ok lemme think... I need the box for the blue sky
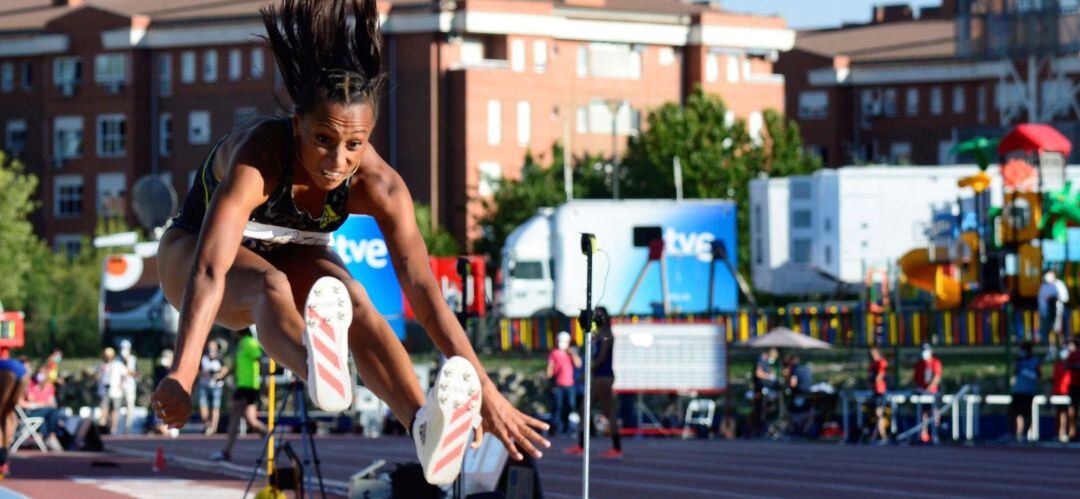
[719,0,944,29]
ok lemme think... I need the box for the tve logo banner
[332,215,405,339]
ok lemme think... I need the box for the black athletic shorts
[233,387,259,406]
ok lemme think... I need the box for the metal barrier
[842,389,1074,442]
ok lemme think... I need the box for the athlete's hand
[151,375,194,428]
[473,382,550,461]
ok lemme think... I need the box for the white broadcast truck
[499,199,739,318]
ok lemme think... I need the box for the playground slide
[899,248,962,309]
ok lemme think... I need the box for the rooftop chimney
[873,4,914,24]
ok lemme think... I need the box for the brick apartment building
[777,0,1080,168]
[0,0,793,250]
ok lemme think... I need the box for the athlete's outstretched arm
[367,158,551,460]
[152,152,268,428]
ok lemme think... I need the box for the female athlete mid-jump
[150,0,549,484]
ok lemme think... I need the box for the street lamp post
[605,99,623,199]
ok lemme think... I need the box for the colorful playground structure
[899,124,1074,311]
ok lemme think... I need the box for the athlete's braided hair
[260,0,386,119]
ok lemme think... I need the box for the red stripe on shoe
[439,417,475,450]
[431,441,466,475]
[310,332,341,369]
[449,393,480,424]
[315,362,347,398]
[307,306,337,342]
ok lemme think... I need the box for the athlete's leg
[158,229,308,375]
[266,245,425,426]
[0,372,16,447]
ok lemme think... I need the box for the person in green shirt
[212,328,268,461]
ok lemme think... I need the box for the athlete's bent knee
[344,279,373,317]
[257,269,293,302]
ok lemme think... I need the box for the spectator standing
[546,331,580,436]
[913,344,943,443]
[1010,342,1041,442]
[751,348,778,437]
[211,328,268,462]
[199,340,229,435]
[785,354,814,437]
[18,365,64,451]
[1038,271,1060,344]
[1053,274,1070,346]
[1052,345,1073,442]
[95,347,129,434]
[868,346,889,442]
[1066,338,1080,442]
[117,340,139,434]
[566,307,622,458]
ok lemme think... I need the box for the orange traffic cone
[152,446,166,473]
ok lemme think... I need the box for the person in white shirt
[198,339,229,435]
[95,347,129,433]
[118,340,139,434]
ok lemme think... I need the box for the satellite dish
[131,175,177,232]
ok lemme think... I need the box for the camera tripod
[243,376,328,499]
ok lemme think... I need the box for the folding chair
[682,398,716,438]
[12,406,48,453]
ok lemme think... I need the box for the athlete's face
[293,100,375,191]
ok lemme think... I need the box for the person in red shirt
[546,331,580,436]
[1066,338,1080,441]
[867,346,889,442]
[1052,344,1074,442]
[18,365,64,451]
[913,344,942,443]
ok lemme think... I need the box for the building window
[5,120,27,159]
[883,88,898,117]
[791,238,812,264]
[181,51,196,83]
[96,172,126,217]
[54,234,82,257]
[19,61,32,91]
[587,43,640,80]
[952,86,966,114]
[576,45,587,78]
[930,86,943,115]
[478,161,501,196]
[158,53,172,96]
[159,113,172,157]
[511,39,525,73]
[203,50,218,82]
[939,140,954,163]
[487,100,501,146]
[53,57,81,93]
[53,116,83,160]
[791,209,812,228]
[228,48,242,81]
[0,63,12,93]
[906,87,919,116]
[798,91,828,119]
[576,106,587,134]
[189,110,211,144]
[748,111,763,144]
[890,141,912,164]
[587,99,636,135]
[726,53,740,83]
[250,48,265,79]
[234,106,257,125]
[704,54,719,82]
[516,101,531,147]
[823,217,832,232]
[791,180,811,199]
[755,238,764,265]
[94,53,126,89]
[659,47,675,66]
[824,245,832,265]
[533,40,547,73]
[54,175,83,218]
[977,85,987,123]
[96,114,126,158]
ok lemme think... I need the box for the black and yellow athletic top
[169,118,351,249]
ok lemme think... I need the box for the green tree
[415,202,459,256]
[0,153,42,313]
